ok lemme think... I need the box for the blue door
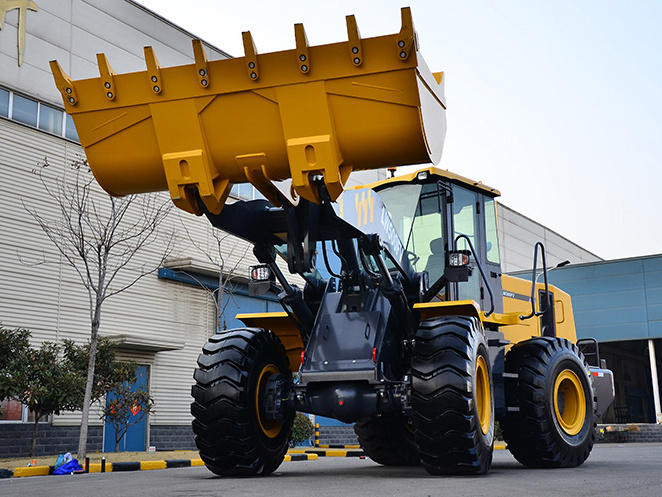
[104,365,149,452]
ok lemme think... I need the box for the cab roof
[360,167,501,197]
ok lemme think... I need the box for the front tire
[411,316,494,475]
[191,328,294,476]
[502,337,596,468]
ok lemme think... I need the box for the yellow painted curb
[140,460,167,471]
[87,462,113,473]
[316,445,361,449]
[191,459,205,466]
[13,465,50,478]
[495,443,507,450]
[284,453,318,461]
[325,450,347,457]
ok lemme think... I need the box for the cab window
[484,198,501,264]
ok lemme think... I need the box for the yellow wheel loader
[51,8,614,476]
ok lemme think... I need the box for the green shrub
[290,412,314,446]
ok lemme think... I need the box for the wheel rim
[553,369,586,436]
[475,355,491,435]
[255,364,283,439]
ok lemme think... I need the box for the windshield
[377,183,445,282]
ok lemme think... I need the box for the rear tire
[354,412,420,466]
[411,316,494,475]
[191,328,294,476]
[502,337,596,468]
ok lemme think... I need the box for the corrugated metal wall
[535,255,662,342]
[0,118,260,427]
[497,203,602,272]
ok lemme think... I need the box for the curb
[291,444,506,457]
[315,444,361,449]
[10,445,506,477]
[284,453,318,462]
[288,448,365,457]
[10,452,316,478]
[11,458,206,478]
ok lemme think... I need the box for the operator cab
[372,168,503,313]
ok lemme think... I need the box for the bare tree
[22,158,172,461]
[175,216,251,332]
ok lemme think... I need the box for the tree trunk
[30,414,42,458]
[77,306,101,461]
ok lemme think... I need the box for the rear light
[301,350,306,366]
[372,347,377,363]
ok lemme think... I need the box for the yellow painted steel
[414,278,578,350]
[501,274,578,348]
[413,300,519,328]
[49,7,446,215]
[237,311,304,369]
[475,355,491,435]
[553,369,586,436]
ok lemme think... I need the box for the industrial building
[1,0,659,457]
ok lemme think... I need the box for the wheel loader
[50,7,614,476]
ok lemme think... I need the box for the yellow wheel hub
[553,369,586,436]
[255,364,283,439]
[475,355,491,435]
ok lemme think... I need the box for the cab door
[450,187,503,313]
[480,196,503,314]
[451,187,482,304]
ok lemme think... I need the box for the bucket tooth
[192,39,210,88]
[346,15,362,66]
[96,53,116,100]
[396,7,417,61]
[294,23,310,74]
[144,46,162,94]
[242,31,259,81]
[49,60,77,106]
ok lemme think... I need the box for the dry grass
[0,450,200,471]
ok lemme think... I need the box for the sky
[135,0,662,261]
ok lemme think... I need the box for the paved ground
[1,443,660,497]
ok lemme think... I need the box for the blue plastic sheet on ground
[53,459,82,475]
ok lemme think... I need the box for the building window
[38,103,63,135]
[0,88,9,117]
[12,93,38,127]
[0,85,79,143]
[65,113,79,142]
